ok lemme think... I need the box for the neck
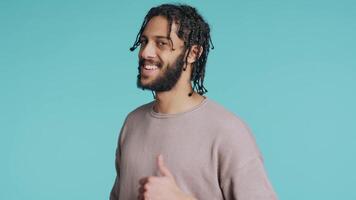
[153,83,205,114]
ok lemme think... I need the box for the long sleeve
[110,136,122,200]
[110,118,128,200]
[233,157,277,200]
[110,146,121,200]
[217,119,278,200]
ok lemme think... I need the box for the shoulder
[204,98,261,157]
[118,101,154,144]
[124,101,154,123]
[204,98,251,133]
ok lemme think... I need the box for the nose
[139,42,157,59]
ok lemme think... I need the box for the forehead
[142,16,182,43]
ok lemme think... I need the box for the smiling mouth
[143,64,159,70]
[141,64,160,77]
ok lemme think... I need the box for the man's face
[137,16,186,92]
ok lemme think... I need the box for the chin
[137,77,152,90]
[140,77,153,86]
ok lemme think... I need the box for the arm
[217,120,278,200]
[109,138,122,200]
[110,118,128,200]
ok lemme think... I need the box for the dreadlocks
[130,3,214,95]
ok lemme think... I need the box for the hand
[137,154,193,200]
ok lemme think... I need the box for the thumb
[157,154,174,179]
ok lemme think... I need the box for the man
[110,3,277,200]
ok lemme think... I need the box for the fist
[137,154,190,200]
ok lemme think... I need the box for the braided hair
[130,3,214,95]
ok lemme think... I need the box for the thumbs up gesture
[137,154,195,200]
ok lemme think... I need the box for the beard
[136,53,185,92]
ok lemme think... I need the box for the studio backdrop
[1,0,355,199]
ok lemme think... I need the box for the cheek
[160,54,176,65]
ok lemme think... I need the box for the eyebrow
[140,35,175,50]
[155,36,170,40]
[140,35,170,40]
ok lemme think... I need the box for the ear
[187,45,203,64]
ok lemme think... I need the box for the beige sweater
[110,98,277,200]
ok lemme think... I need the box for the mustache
[139,59,162,68]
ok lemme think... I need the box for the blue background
[1,0,355,199]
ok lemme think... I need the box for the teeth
[144,65,158,70]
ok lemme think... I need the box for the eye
[157,41,168,47]
[139,38,147,46]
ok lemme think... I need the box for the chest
[120,120,217,180]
